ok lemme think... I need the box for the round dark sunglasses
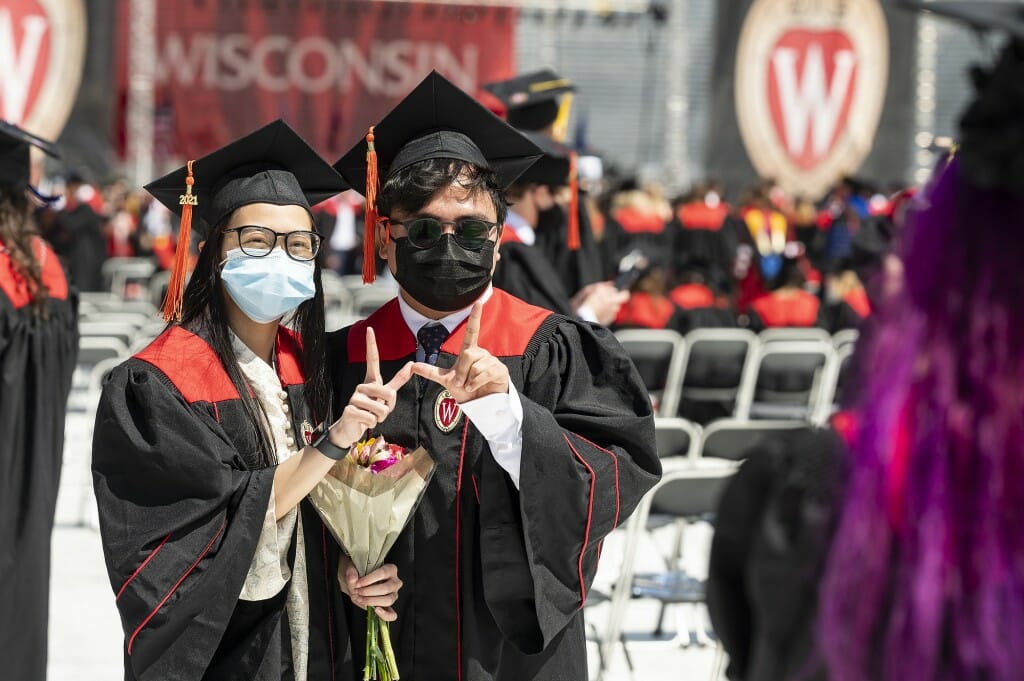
[224,225,322,262]
[388,218,499,250]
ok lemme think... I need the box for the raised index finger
[462,302,483,351]
[365,326,382,384]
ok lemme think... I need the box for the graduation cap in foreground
[482,69,576,137]
[145,119,347,321]
[333,70,543,282]
[900,1,1024,40]
[0,120,60,197]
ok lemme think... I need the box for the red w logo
[435,392,462,432]
[0,3,50,124]
[767,30,858,171]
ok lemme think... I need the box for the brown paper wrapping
[309,446,434,576]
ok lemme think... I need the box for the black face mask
[393,234,495,312]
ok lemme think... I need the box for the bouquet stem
[363,608,400,680]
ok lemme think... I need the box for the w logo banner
[735,0,888,198]
[0,0,85,139]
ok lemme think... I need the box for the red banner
[116,0,518,163]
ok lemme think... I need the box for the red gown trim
[349,289,553,361]
[669,283,715,310]
[0,238,69,308]
[614,293,675,329]
[676,202,729,231]
[116,532,172,600]
[612,206,665,234]
[750,290,820,327]
[562,434,595,609]
[127,520,228,654]
[136,327,240,404]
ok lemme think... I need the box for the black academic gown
[327,288,660,681]
[534,200,606,295]
[0,237,78,681]
[92,326,354,681]
[492,232,574,317]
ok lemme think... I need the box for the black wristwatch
[312,430,350,461]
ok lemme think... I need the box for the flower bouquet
[309,436,435,681]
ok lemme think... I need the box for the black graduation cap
[901,1,1024,40]
[482,69,575,132]
[145,119,347,321]
[0,119,60,191]
[333,70,543,282]
[146,119,346,237]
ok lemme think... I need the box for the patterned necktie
[417,322,450,365]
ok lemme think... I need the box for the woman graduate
[92,121,408,681]
[0,121,78,681]
[330,72,660,681]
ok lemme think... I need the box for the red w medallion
[434,390,462,433]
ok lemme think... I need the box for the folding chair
[819,344,856,418]
[102,257,156,299]
[615,329,687,417]
[79,322,136,349]
[758,327,832,345]
[600,464,738,678]
[735,340,837,422]
[148,270,171,309]
[654,417,701,460]
[700,419,815,461]
[831,328,859,353]
[677,329,759,425]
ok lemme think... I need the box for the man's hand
[328,327,413,448]
[572,281,630,326]
[410,303,509,403]
[340,554,403,622]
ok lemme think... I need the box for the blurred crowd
[40,167,903,337]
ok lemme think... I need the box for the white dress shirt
[396,286,525,488]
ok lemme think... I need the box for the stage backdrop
[114,0,518,165]
[706,0,916,199]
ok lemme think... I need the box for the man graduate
[330,71,661,680]
[495,130,628,325]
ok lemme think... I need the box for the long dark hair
[0,188,49,316]
[178,214,331,469]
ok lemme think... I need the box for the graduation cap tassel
[568,152,581,251]
[161,160,197,322]
[362,127,379,284]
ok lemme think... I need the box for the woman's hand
[328,327,413,448]
[340,554,403,622]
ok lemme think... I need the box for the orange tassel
[362,126,379,284]
[161,159,197,322]
[567,152,581,251]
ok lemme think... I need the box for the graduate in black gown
[483,70,607,295]
[331,71,661,681]
[495,131,628,324]
[0,121,78,681]
[92,121,404,681]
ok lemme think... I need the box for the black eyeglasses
[388,218,500,250]
[224,225,322,262]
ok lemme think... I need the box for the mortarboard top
[515,132,572,187]
[145,119,347,322]
[146,119,347,239]
[901,1,1024,40]
[333,70,543,282]
[0,120,60,191]
[482,69,575,132]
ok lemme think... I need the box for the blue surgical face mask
[220,248,316,324]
